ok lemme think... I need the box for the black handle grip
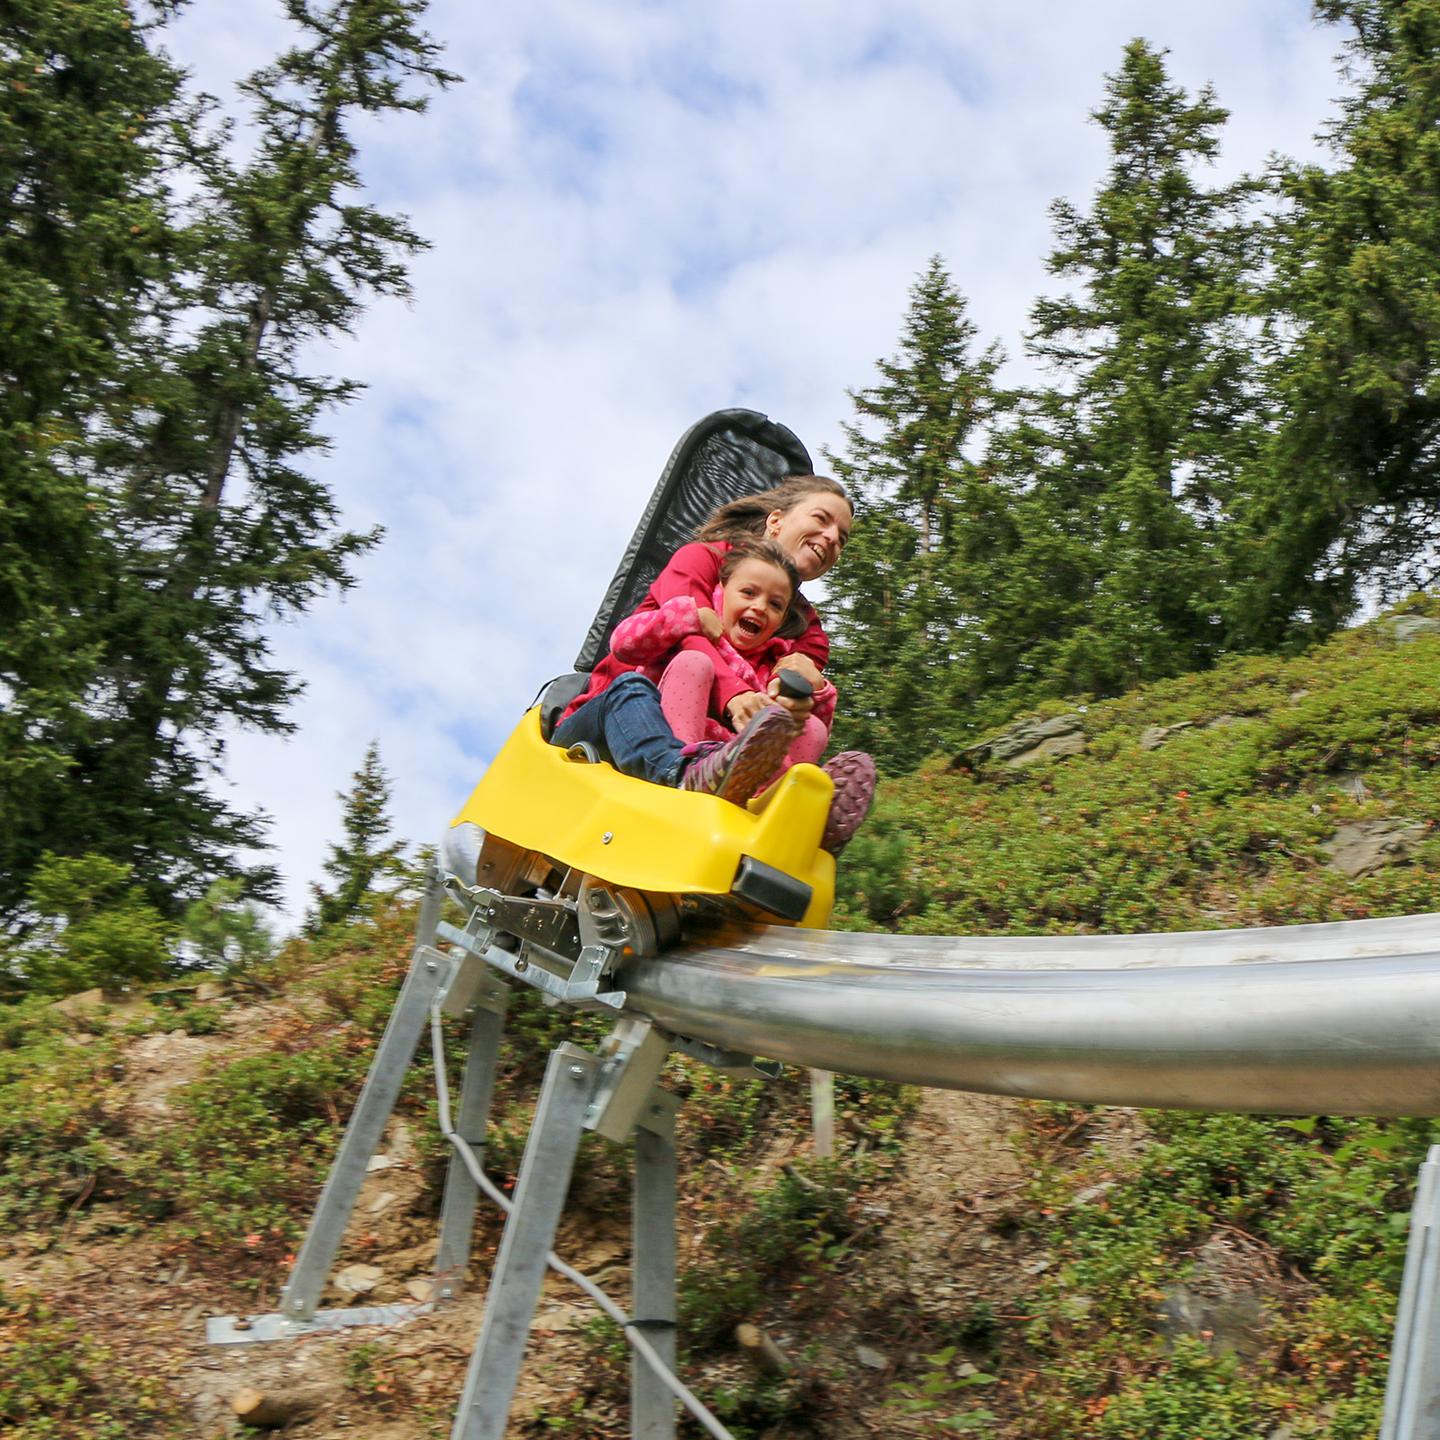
[776,670,814,701]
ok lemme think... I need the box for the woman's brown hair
[694,475,851,547]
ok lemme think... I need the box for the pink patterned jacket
[568,594,836,741]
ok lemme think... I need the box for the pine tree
[995,40,1265,703]
[2,1,457,919]
[182,878,274,973]
[1233,0,1440,647]
[1,0,185,917]
[1,853,175,999]
[308,740,405,930]
[826,259,1011,769]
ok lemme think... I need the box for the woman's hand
[766,674,814,721]
[695,606,724,641]
[725,691,770,729]
[774,653,823,690]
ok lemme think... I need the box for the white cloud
[166,0,1346,922]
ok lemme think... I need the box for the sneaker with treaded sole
[679,706,797,805]
[821,751,877,854]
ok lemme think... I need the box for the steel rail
[615,911,1440,1115]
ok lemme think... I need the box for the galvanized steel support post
[631,1089,681,1440]
[415,866,446,958]
[451,1044,602,1440]
[279,939,455,1322]
[810,1069,835,1159]
[434,982,509,1299]
[1382,1145,1440,1440]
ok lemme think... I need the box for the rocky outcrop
[1383,615,1440,645]
[1323,819,1430,878]
[953,713,1087,771]
[1154,1234,1278,1363]
[1141,713,1246,751]
[1140,721,1193,751]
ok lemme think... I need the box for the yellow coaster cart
[439,408,836,1009]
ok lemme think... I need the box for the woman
[631,474,873,852]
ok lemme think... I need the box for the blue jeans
[551,672,686,786]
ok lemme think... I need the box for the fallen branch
[780,1163,823,1193]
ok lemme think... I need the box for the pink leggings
[658,650,828,773]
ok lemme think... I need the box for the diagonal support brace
[277,942,457,1323]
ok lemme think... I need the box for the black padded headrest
[574,409,811,673]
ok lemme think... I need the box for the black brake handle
[775,670,814,702]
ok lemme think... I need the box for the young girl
[605,539,836,771]
[549,543,812,807]
[623,477,874,853]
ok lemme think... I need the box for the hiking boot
[679,706,797,805]
[821,751,876,854]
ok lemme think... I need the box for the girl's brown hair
[694,474,851,547]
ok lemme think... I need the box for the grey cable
[428,1004,736,1440]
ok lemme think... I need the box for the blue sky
[165,0,1345,923]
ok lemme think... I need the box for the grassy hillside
[3,599,1440,1438]
[838,596,1440,937]
[827,596,1440,1437]
[0,899,914,1438]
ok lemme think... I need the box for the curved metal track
[615,912,1440,1115]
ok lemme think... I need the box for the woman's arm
[646,542,726,607]
[790,600,830,670]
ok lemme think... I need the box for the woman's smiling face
[764,491,853,581]
[720,558,794,652]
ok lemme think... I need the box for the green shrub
[680,1162,863,1351]
[128,1040,365,1249]
[1094,1338,1262,1439]
[891,1344,999,1433]
[0,1285,186,1438]
[1010,1104,1437,1437]
[833,800,929,926]
[0,1023,129,1234]
[2,854,175,998]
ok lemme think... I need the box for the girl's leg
[551,673,685,786]
[820,751,877,853]
[657,651,715,744]
[551,672,799,805]
[783,715,830,770]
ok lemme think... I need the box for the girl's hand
[696,606,723,641]
[726,691,770,729]
[774,653,823,690]
[767,675,814,720]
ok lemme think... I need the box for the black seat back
[537,672,589,738]
[573,409,811,673]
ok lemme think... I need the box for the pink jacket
[607,595,836,739]
[561,541,834,728]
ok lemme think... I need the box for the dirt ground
[9,1011,1065,1439]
